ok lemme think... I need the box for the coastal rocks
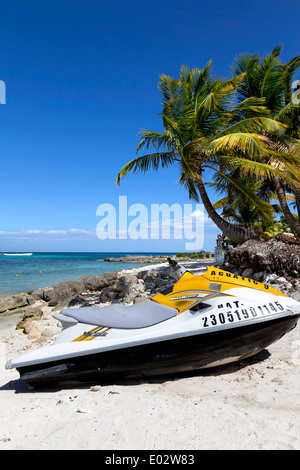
[220,235,300,296]
[16,305,62,340]
[80,272,119,291]
[241,268,254,278]
[15,305,44,330]
[31,280,86,308]
[104,255,169,264]
[97,270,170,305]
[225,234,300,278]
[28,271,121,308]
[23,319,61,340]
[3,265,174,342]
[263,273,293,295]
[0,293,28,313]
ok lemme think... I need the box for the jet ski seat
[60,300,177,329]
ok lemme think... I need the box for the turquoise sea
[0,252,173,296]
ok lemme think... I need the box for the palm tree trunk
[294,187,300,218]
[273,176,300,236]
[196,178,257,243]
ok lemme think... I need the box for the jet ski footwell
[15,315,298,385]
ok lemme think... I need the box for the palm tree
[209,172,271,228]
[116,62,298,243]
[231,46,300,236]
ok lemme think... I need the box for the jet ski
[5,260,300,385]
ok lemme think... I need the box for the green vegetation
[116,46,300,245]
[176,251,213,259]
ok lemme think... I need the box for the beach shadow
[1,348,271,392]
[0,378,35,393]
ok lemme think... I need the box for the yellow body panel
[151,266,285,313]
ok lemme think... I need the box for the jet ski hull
[17,315,298,385]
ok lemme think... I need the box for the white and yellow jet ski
[6,261,300,385]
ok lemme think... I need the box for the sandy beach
[1,261,300,450]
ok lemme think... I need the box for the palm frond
[282,55,300,104]
[212,196,230,210]
[158,74,181,106]
[204,154,300,187]
[216,116,286,137]
[210,166,274,220]
[178,176,200,201]
[115,152,176,185]
[136,130,176,153]
[230,96,270,120]
[207,133,268,157]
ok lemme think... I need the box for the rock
[276,233,299,245]
[137,270,148,280]
[16,318,32,331]
[123,282,145,303]
[15,305,44,330]
[143,270,157,281]
[23,305,44,319]
[241,268,253,278]
[264,273,279,284]
[24,320,44,339]
[41,325,61,338]
[226,235,300,278]
[28,272,120,309]
[99,288,118,303]
[252,271,264,281]
[80,271,119,291]
[29,288,45,301]
[90,385,101,392]
[276,277,289,285]
[0,293,28,313]
[41,280,86,308]
[118,273,138,285]
[26,295,37,306]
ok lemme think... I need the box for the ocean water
[0,252,173,296]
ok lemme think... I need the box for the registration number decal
[201,301,284,328]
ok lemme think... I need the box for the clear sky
[0,0,299,252]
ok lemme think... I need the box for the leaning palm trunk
[196,178,257,243]
[273,176,300,236]
[294,187,300,218]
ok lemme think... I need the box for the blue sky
[0,0,299,252]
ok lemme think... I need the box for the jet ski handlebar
[167,257,187,280]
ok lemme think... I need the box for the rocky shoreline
[0,236,299,343]
[103,255,170,263]
[0,263,174,341]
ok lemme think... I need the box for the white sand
[1,310,300,450]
